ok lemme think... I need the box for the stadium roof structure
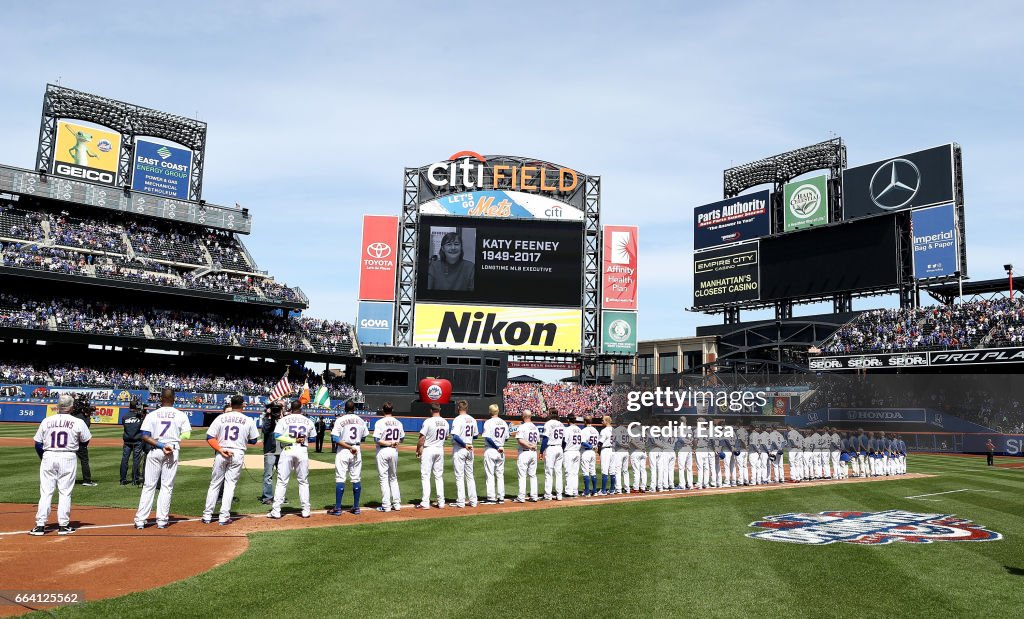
[925,276,1023,305]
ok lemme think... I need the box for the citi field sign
[426,151,579,194]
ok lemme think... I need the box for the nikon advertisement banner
[601,310,637,355]
[52,120,121,186]
[692,241,760,307]
[783,175,829,232]
[413,303,581,352]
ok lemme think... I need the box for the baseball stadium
[2,4,1023,618]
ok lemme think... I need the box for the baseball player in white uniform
[513,411,540,502]
[694,419,712,489]
[203,395,259,525]
[613,422,632,493]
[829,427,842,479]
[750,425,768,486]
[677,432,694,490]
[541,410,565,500]
[817,428,832,479]
[482,404,510,504]
[768,426,785,483]
[805,429,820,479]
[653,430,675,491]
[416,403,449,509]
[372,402,404,512]
[450,400,479,508]
[30,394,92,536]
[786,426,804,482]
[718,432,734,488]
[580,423,600,496]
[733,425,750,486]
[329,401,369,515]
[563,421,583,497]
[135,388,192,529]
[269,400,317,518]
[598,416,615,495]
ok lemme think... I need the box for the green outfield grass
[7,445,1023,618]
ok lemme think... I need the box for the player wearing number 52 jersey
[481,404,510,504]
[417,404,449,509]
[30,394,92,536]
[373,402,405,513]
[203,395,259,525]
[329,401,370,515]
[135,388,192,529]
[269,401,317,519]
[451,400,480,508]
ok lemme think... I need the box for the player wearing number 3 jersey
[372,402,404,512]
[329,400,369,515]
[269,401,317,519]
[202,395,259,525]
[417,403,449,509]
[30,394,92,536]
[135,388,192,529]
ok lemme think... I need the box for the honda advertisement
[358,215,399,301]
[602,225,638,310]
[356,301,394,345]
[912,203,959,280]
[693,190,771,251]
[842,144,956,219]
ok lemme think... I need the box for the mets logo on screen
[747,510,1001,545]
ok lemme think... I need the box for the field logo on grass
[747,510,1002,545]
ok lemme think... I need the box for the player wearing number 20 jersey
[372,402,405,512]
[330,401,370,515]
[135,388,192,529]
[31,394,92,535]
[417,404,449,509]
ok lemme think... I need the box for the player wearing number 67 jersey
[451,400,480,508]
[580,422,599,496]
[30,394,92,536]
[417,404,449,509]
[481,404,510,504]
[269,401,317,519]
[541,410,565,500]
[372,402,404,512]
[135,388,191,530]
[328,400,370,515]
[203,395,259,525]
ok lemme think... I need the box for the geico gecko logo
[426,151,579,193]
[747,510,1002,545]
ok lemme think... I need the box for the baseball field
[1,422,1021,617]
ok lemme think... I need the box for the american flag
[269,372,291,403]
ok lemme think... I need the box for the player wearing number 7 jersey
[481,404,509,504]
[329,400,370,515]
[202,395,259,525]
[417,404,449,509]
[269,401,317,519]
[30,394,92,536]
[450,400,479,508]
[372,402,404,512]
[135,388,192,529]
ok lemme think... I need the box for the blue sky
[1,1,1022,351]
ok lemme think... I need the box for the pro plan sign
[358,215,399,301]
[748,511,1001,545]
[842,144,956,220]
[693,190,770,251]
[426,151,579,194]
[782,175,828,232]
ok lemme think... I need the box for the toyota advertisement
[842,144,956,219]
[602,225,638,310]
[358,215,399,301]
[911,203,959,280]
[52,120,122,186]
[693,190,771,251]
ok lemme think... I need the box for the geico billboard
[53,120,121,186]
[419,190,584,220]
[426,151,579,194]
[413,303,581,352]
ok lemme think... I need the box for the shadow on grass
[1004,566,1024,576]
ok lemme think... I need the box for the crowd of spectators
[823,299,1024,354]
[1,242,90,275]
[0,361,48,384]
[502,382,629,419]
[204,231,254,272]
[49,212,125,253]
[0,204,45,241]
[296,317,354,354]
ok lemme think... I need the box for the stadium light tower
[1005,264,1014,300]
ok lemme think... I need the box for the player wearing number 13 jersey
[417,404,449,509]
[269,401,317,519]
[372,402,405,513]
[135,388,192,529]
[31,394,92,536]
[202,395,259,525]
[329,400,369,515]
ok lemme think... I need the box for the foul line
[904,488,1000,500]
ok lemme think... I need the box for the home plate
[179,455,335,470]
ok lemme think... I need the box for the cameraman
[72,394,97,487]
[120,399,146,486]
[259,403,283,504]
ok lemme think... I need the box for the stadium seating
[502,382,629,419]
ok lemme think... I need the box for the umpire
[120,399,146,486]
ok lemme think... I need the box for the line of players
[29,390,910,534]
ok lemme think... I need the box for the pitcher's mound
[180,454,335,470]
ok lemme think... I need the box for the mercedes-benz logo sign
[366,242,392,259]
[869,158,920,210]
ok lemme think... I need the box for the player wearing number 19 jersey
[135,388,192,529]
[417,404,449,509]
[203,395,259,525]
[31,394,92,536]
[330,401,370,515]
[372,402,404,512]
